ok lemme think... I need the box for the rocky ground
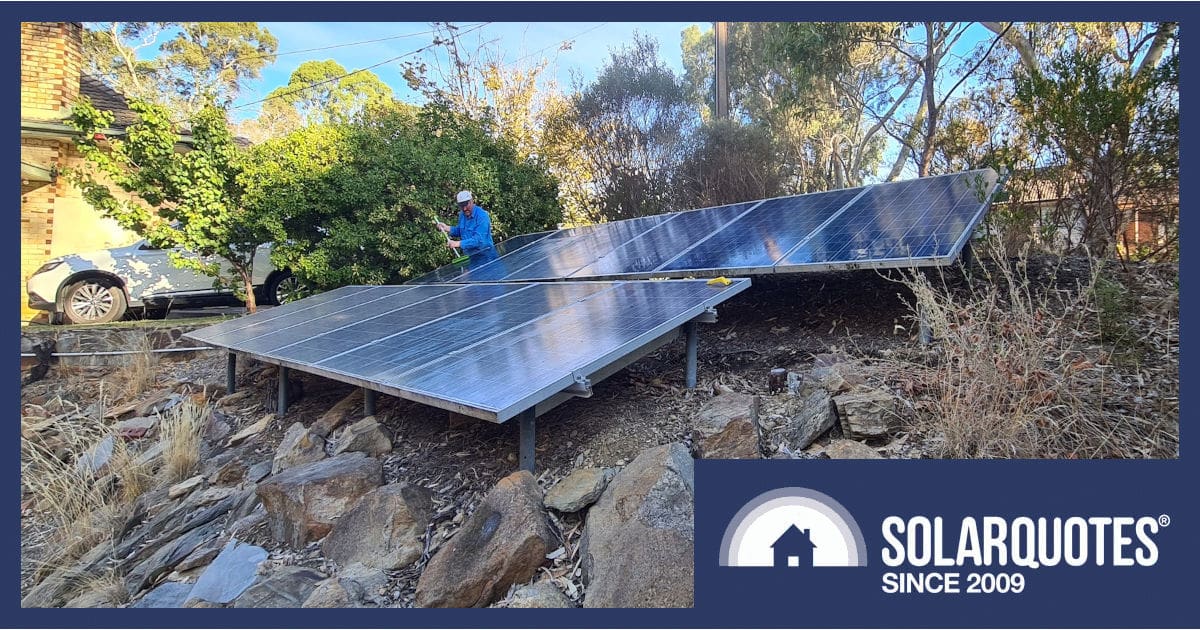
[19,257,1179,608]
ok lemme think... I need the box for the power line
[229,22,492,113]
[512,22,609,65]
[236,23,488,64]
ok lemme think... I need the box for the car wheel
[62,278,127,324]
[265,271,301,306]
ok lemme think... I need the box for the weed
[158,400,207,483]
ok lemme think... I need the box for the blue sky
[234,22,701,121]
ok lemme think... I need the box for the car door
[125,241,220,299]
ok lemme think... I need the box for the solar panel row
[185,279,751,422]
[408,169,1000,284]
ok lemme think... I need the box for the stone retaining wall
[21,322,222,369]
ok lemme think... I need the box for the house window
[788,556,800,567]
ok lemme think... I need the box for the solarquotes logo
[719,487,869,568]
[720,486,1170,595]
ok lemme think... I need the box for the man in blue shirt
[436,190,494,254]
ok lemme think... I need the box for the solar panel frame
[185,279,751,422]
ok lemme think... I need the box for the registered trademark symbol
[1159,514,1171,527]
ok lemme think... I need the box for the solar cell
[186,278,751,422]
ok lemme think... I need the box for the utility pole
[714,21,729,120]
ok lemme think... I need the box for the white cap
[456,190,473,204]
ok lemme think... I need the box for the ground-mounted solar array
[408,169,1002,284]
[185,279,750,423]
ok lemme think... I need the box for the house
[771,524,817,568]
[20,21,146,322]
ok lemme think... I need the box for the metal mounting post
[226,352,236,395]
[363,388,377,416]
[278,366,290,415]
[918,305,932,347]
[518,409,536,473]
[685,321,699,389]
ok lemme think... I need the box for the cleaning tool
[435,218,472,264]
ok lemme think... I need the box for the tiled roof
[78,74,139,128]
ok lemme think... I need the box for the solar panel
[186,279,751,422]
[405,169,1001,283]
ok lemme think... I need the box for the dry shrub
[890,243,1178,459]
[110,336,159,402]
[21,400,127,580]
[159,400,207,483]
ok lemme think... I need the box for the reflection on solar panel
[185,279,750,422]
[408,169,1001,283]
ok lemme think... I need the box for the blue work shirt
[449,205,495,253]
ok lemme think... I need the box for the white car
[26,240,297,324]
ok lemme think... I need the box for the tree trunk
[918,23,939,178]
[240,267,258,314]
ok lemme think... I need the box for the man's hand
[436,221,451,233]
[447,240,461,249]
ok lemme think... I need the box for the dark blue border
[9,2,1192,628]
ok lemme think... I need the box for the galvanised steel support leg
[278,366,290,415]
[518,409,536,473]
[226,352,236,395]
[363,388,377,416]
[685,321,699,389]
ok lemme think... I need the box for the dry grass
[159,400,207,483]
[881,244,1178,459]
[21,399,123,581]
[111,337,159,401]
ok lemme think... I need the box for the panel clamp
[564,372,593,398]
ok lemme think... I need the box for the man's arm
[458,211,491,250]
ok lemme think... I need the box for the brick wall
[20,22,82,121]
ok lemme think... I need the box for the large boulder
[415,471,555,608]
[271,422,327,475]
[833,389,896,439]
[322,483,433,570]
[581,443,694,608]
[256,453,382,548]
[543,467,611,513]
[331,416,392,457]
[692,394,761,459]
[781,389,837,450]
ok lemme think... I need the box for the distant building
[771,524,817,568]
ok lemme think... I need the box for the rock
[20,544,110,608]
[581,443,694,608]
[232,566,325,608]
[782,390,837,450]
[824,439,883,459]
[506,581,574,608]
[247,461,272,483]
[116,416,158,440]
[205,410,232,443]
[228,511,267,537]
[310,390,362,438]
[192,486,237,506]
[692,394,761,459]
[322,483,432,570]
[833,389,896,438]
[176,535,226,571]
[135,391,184,417]
[339,562,389,604]
[184,598,224,608]
[543,467,611,513]
[331,416,392,457]
[131,582,194,608]
[257,452,382,548]
[302,577,362,608]
[186,539,268,605]
[226,414,273,447]
[125,522,222,595]
[214,459,246,484]
[75,435,115,476]
[169,475,205,499]
[271,423,327,475]
[415,471,555,608]
[808,362,865,395]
